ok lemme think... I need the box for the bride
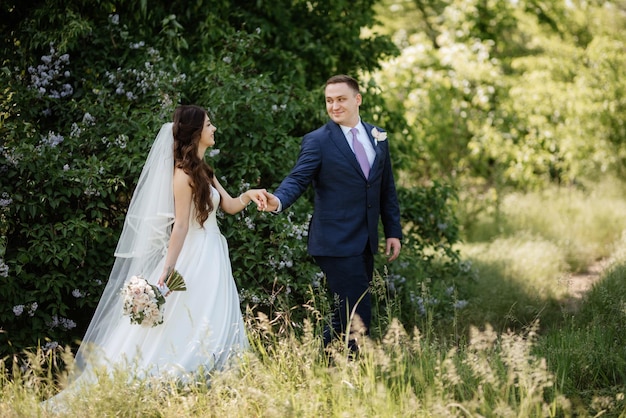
[45,105,266,406]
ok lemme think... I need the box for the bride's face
[200,115,217,148]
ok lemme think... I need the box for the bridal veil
[72,123,175,377]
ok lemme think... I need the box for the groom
[264,74,402,351]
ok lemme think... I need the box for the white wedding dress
[98,186,249,375]
[45,186,249,408]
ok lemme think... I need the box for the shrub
[0,30,184,356]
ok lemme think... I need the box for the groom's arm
[269,133,321,212]
[379,143,402,261]
[379,142,402,240]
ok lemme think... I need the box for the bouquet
[121,268,186,327]
[121,275,164,327]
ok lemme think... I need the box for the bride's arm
[212,176,267,215]
[158,168,192,287]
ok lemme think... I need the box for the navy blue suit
[274,120,402,348]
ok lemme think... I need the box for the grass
[2,178,626,416]
[457,233,570,332]
[2,316,573,417]
[537,260,626,415]
[463,177,626,272]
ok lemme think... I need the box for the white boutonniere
[371,128,387,145]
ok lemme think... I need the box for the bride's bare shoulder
[173,167,192,188]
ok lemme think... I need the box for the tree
[373,0,626,190]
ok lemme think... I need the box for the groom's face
[325,82,361,128]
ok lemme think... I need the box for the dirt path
[561,259,609,312]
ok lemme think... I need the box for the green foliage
[229,0,398,89]
[455,178,626,337]
[374,0,626,194]
[370,181,472,337]
[398,181,461,263]
[459,234,568,333]
[463,179,626,271]
[456,179,626,414]
[0,20,183,356]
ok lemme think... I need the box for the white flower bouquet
[121,269,186,327]
[121,275,165,327]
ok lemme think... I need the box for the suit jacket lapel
[363,122,383,178]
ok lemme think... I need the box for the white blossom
[28,45,73,99]
[454,300,469,309]
[0,258,8,277]
[41,131,64,147]
[0,193,12,207]
[27,302,38,316]
[47,315,77,330]
[114,134,128,149]
[43,341,59,352]
[82,112,95,124]
[70,123,81,138]
[130,41,145,49]
[84,186,99,197]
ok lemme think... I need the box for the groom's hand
[263,191,280,212]
[385,238,401,262]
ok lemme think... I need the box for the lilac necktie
[350,128,370,178]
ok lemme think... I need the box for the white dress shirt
[339,121,375,167]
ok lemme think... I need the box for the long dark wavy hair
[172,105,215,225]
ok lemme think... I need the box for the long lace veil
[72,123,175,376]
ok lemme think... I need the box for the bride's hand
[246,189,268,211]
[157,270,167,288]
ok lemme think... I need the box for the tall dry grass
[1,313,573,417]
[3,179,626,416]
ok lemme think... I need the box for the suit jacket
[274,120,402,257]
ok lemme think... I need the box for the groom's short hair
[326,75,360,95]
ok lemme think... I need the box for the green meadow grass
[463,178,626,272]
[537,260,626,415]
[457,233,570,333]
[2,179,626,416]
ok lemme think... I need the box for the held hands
[244,189,269,211]
[261,190,280,212]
